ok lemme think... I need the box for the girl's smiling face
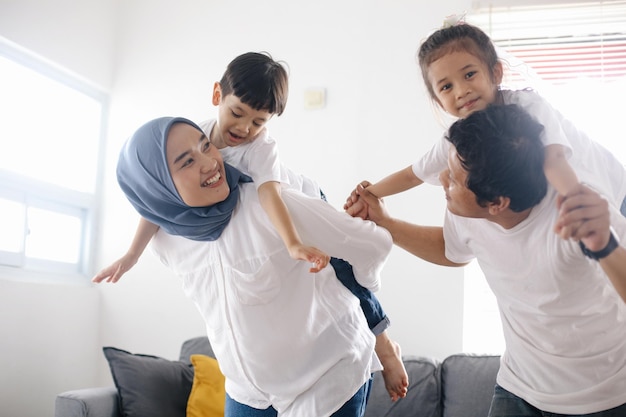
[166,122,230,207]
[428,50,503,119]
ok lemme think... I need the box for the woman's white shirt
[150,184,391,417]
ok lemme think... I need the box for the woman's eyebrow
[173,133,207,165]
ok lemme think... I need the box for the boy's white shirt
[412,89,626,208]
[151,184,390,416]
[199,119,321,198]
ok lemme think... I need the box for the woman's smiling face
[166,122,230,207]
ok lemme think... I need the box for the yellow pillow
[187,354,226,417]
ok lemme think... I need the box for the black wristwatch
[579,230,620,260]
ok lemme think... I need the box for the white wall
[1,1,478,416]
[0,1,117,416]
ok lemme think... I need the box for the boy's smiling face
[211,83,273,149]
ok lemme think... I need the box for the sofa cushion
[439,354,500,417]
[179,336,216,363]
[187,354,226,417]
[102,346,194,417]
[364,356,440,417]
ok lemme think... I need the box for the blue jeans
[225,376,373,417]
[488,384,626,417]
[319,190,389,335]
[621,196,626,217]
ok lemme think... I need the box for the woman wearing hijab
[113,117,393,417]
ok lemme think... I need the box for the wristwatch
[579,230,620,260]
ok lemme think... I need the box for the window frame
[0,37,108,284]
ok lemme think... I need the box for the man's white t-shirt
[444,186,626,413]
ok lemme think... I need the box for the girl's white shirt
[412,89,626,208]
[150,184,391,417]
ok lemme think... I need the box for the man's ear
[487,196,510,215]
[212,82,222,106]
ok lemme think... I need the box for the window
[0,37,107,282]
[462,1,626,353]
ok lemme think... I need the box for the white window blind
[468,1,626,87]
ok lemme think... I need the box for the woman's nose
[199,154,218,172]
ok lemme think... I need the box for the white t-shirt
[444,185,626,413]
[199,119,321,198]
[151,184,391,417]
[412,89,626,208]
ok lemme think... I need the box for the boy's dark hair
[417,24,499,100]
[219,51,289,116]
[446,104,547,212]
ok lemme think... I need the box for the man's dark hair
[446,104,547,212]
[219,51,289,116]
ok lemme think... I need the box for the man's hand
[344,181,371,220]
[354,182,391,226]
[554,184,611,251]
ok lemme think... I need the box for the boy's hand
[288,244,330,273]
[92,253,139,283]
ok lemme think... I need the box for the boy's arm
[257,181,330,272]
[92,218,160,283]
[344,166,423,218]
[356,184,465,267]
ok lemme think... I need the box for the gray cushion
[364,356,440,417]
[55,387,121,417]
[179,336,215,363]
[440,354,500,417]
[102,346,194,417]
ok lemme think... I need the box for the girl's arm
[344,166,423,218]
[257,181,330,273]
[92,217,160,283]
[544,143,580,197]
[555,184,626,303]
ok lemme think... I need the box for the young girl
[344,21,626,224]
[94,52,408,401]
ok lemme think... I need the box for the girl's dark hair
[446,104,547,212]
[219,51,289,116]
[417,24,500,100]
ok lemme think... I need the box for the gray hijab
[116,116,252,241]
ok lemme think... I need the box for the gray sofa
[55,336,500,417]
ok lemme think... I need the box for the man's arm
[356,184,465,267]
[555,184,626,302]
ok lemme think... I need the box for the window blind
[467,1,626,85]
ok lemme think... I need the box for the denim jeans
[320,189,389,335]
[488,384,626,417]
[330,257,389,335]
[225,376,373,417]
[621,196,626,217]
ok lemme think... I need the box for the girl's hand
[554,184,611,251]
[344,181,372,219]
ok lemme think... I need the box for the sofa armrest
[55,387,120,417]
